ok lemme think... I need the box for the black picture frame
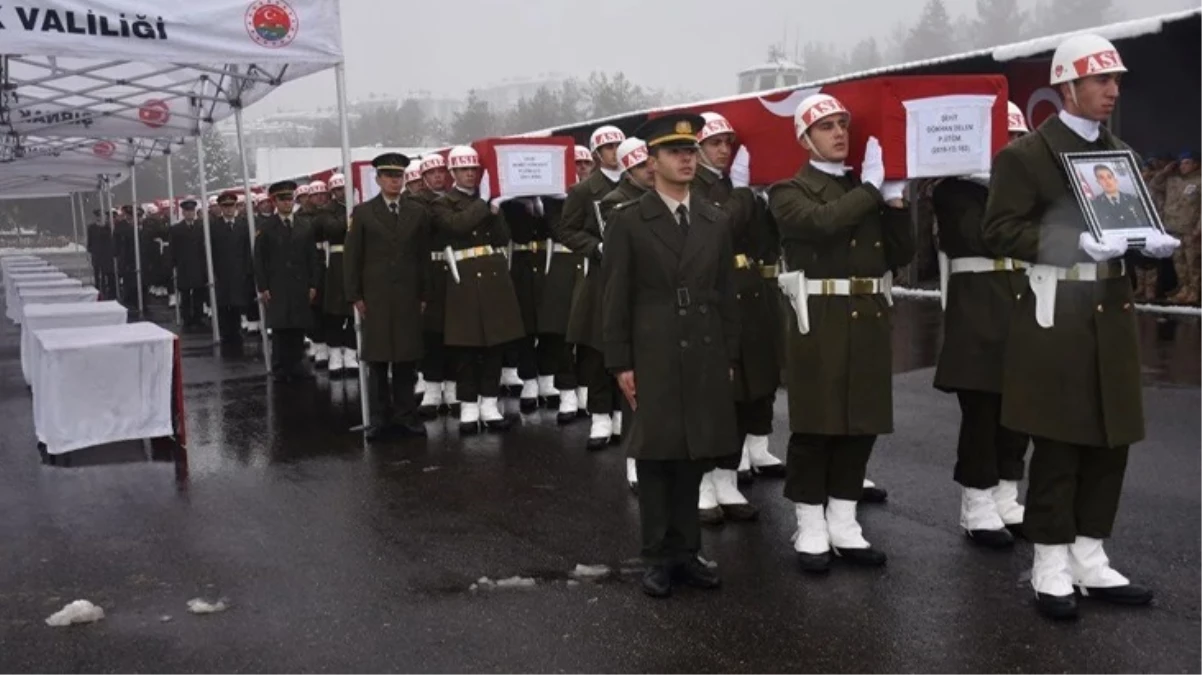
[1060,149,1165,248]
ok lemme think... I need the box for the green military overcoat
[981,116,1143,448]
[408,189,451,334]
[252,214,321,330]
[601,192,740,461]
[536,197,584,335]
[319,200,352,316]
[932,178,1027,394]
[769,164,915,436]
[557,170,618,349]
[343,194,428,363]
[430,189,525,348]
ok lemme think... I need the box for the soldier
[691,111,781,525]
[1150,150,1201,304]
[981,34,1178,619]
[141,204,169,301]
[403,163,425,197]
[254,180,322,383]
[556,124,627,449]
[170,198,209,328]
[210,191,255,350]
[321,173,359,374]
[1090,164,1150,231]
[539,190,587,426]
[413,153,460,417]
[574,145,595,181]
[344,153,429,440]
[430,146,525,433]
[86,208,116,299]
[113,206,139,308]
[499,196,555,412]
[769,93,914,573]
[932,101,1032,549]
[300,180,331,369]
[601,113,737,599]
[254,192,274,219]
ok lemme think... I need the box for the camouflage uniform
[1151,167,1201,303]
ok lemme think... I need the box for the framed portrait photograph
[1061,150,1166,247]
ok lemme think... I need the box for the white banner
[0,0,343,64]
[7,99,198,138]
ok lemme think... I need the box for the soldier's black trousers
[636,459,709,566]
[322,313,354,349]
[954,390,1029,489]
[118,271,139,307]
[784,434,876,505]
[514,335,561,381]
[455,344,506,401]
[179,288,207,325]
[1025,437,1129,544]
[421,331,451,383]
[306,304,325,344]
[216,305,245,344]
[712,396,777,470]
[93,268,116,300]
[369,362,418,425]
[270,328,306,375]
[546,335,577,391]
[577,345,620,415]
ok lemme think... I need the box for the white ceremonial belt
[550,243,573,254]
[328,244,344,253]
[776,273,893,336]
[450,245,497,261]
[949,256,1027,274]
[430,251,447,262]
[804,277,886,296]
[1026,260,1127,329]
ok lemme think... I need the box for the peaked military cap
[636,113,705,149]
[217,190,240,205]
[269,180,298,198]
[372,152,411,173]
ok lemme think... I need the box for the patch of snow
[186,598,229,614]
[494,576,536,588]
[45,599,105,627]
[571,564,611,579]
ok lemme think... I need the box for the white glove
[880,180,907,202]
[859,136,884,190]
[1139,230,1181,259]
[479,169,492,203]
[729,146,751,188]
[533,197,545,217]
[1078,231,1128,262]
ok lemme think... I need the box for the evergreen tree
[903,0,960,61]
[450,90,498,143]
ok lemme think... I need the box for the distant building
[737,47,806,94]
[473,73,568,110]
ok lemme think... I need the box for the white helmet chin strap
[802,133,831,163]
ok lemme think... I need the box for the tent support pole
[166,152,181,326]
[131,165,145,315]
[336,62,371,433]
[69,192,80,253]
[234,106,272,371]
[106,177,119,301]
[196,134,221,345]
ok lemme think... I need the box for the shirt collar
[810,159,850,177]
[1059,109,1101,142]
[453,185,475,197]
[600,167,623,184]
[657,190,691,216]
[702,163,724,179]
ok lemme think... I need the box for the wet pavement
[0,299,1198,673]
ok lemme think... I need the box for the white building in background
[737,47,806,94]
[253,146,438,185]
[474,72,569,110]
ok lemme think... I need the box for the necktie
[283,217,291,228]
[389,202,399,217]
[676,204,690,236]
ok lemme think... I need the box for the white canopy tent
[1,0,371,427]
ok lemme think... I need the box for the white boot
[1068,537,1129,588]
[520,379,539,401]
[712,468,758,520]
[961,487,1007,532]
[480,396,505,422]
[747,434,783,469]
[305,338,315,357]
[342,348,358,370]
[328,345,344,373]
[576,386,588,411]
[558,388,579,416]
[240,316,249,331]
[415,372,426,396]
[792,503,831,555]
[246,320,260,333]
[1032,544,1074,596]
[314,343,329,365]
[501,367,522,388]
[168,293,177,308]
[459,400,481,427]
[626,457,638,490]
[420,383,443,408]
[738,437,751,473]
[538,375,559,398]
[587,413,612,448]
[826,498,872,550]
[992,480,1025,526]
[443,381,459,405]
[698,472,721,515]
[610,411,623,437]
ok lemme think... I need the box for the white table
[21,301,128,386]
[15,287,100,324]
[0,255,44,268]
[2,262,54,285]
[11,279,84,322]
[4,271,67,318]
[33,322,180,455]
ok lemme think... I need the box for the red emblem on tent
[246,0,298,49]
[139,100,171,128]
[93,141,116,158]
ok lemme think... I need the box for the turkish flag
[1005,59,1062,131]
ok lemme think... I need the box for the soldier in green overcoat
[430,146,525,434]
[344,153,429,441]
[318,173,358,375]
[980,34,1175,619]
[769,93,913,573]
[931,102,1033,549]
[410,155,459,418]
[602,113,737,599]
[556,126,626,450]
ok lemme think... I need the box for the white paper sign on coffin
[903,94,997,178]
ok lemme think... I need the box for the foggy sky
[253,0,1196,119]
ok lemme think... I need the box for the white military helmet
[208,195,218,206]
[420,153,447,174]
[447,146,480,170]
[1050,33,1126,85]
[252,192,268,204]
[308,180,328,193]
[295,184,311,197]
[403,163,423,183]
[698,112,735,142]
[143,203,159,215]
[574,145,593,163]
[793,93,850,139]
[1006,101,1029,133]
[616,138,649,172]
[589,125,625,153]
[328,173,346,189]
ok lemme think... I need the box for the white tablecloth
[2,261,52,277]
[21,301,129,386]
[33,322,178,455]
[5,271,66,318]
[0,255,44,268]
[2,263,55,286]
[11,279,84,322]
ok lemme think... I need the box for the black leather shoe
[576,409,589,418]
[519,398,538,414]
[1005,523,1026,540]
[484,417,513,432]
[447,403,461,417]
[586,436,609,451]
[1076,583,1153,606]
[737,470,754,487]
[965,527,1015,549]
[642,566,672,598]
[720,503,760,522]
[364,424,389,441]
[832,545,887,566]
[699,507,724,526]
[395,421,428,437]
[541,394,560,409]
[556,411,578,425]
[459,421,481,435]
[861,485,888,503]
[1036,592,1079,620]
[797,551,832,574]
[609,432,622,445]
[674,558,721,589]
[753,464,787,479]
